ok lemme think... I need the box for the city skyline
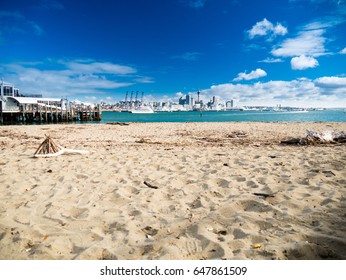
[0,0,346,107]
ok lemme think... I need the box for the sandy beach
[0,122,345,260]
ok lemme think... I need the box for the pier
[0,81,102,125]
[0,103,102,124]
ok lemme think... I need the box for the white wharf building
[0,81,101,123]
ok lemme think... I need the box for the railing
[3,106,20,112]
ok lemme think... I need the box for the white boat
[226,106,245,111]
[129,105,154,114]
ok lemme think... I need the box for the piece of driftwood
[227,131,248,138]
[281,138,305,145]
[33,136,89,158]
[106,122,130,126]
[143,181,158,189]
[135,138,163,144]
[306,130,346,143]
[281,129,346,145]
[253,192,276,198]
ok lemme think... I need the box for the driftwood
[34,135,61,155]
[306,130,346,143]
[33,136,89,158]
[253,192,276,198]
[281,130,346,145]
[281,138,306,145]
[106,122,130,126]
[135,138,163,144]
[143,181,158,189]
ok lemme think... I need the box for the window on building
[3,86,13,96]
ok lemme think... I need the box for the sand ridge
[0,122,345,259]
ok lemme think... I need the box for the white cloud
[271,17,346,58]
[65,60,137,75]
[191,76,346,107]
[1,59,151,99]
[259,57,284,63]
[248,18,288,39]
[340,47,346,54]
[314,76,346,87]
[197,79,320,106]
[291,55,319,70]
[274,23,288,36]
[272,29,326,57]
[313,76,346,97]
[233,68,267,81]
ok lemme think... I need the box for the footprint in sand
[235,176,246,182]
[216,179,230,188]
[65,207,89,219]
[246,180,258,188]
[185,233,203,256]
[76,174,89,180]
[241,200,274,213]
[233,228,248,239]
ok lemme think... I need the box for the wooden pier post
[45,105,48,122]
[0,100,102,124]
[22,105,26,123]
[0,101,3,125]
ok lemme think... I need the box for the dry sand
[0,122,345,260]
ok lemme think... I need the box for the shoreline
[1,122,345,259]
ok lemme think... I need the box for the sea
[101,109,346,123]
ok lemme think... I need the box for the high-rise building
[226,100,234,108]
[186,94,191,105]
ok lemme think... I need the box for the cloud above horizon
[64,60,137,75]
[272,29,327,57]
[259,57,284,63]
[249,17,346,72]
[0,59,150,99]
[3,57,345,107]
[233,68,267,81]
[195,76,346,107]
[290,55,319,70]
[247,18,288,40]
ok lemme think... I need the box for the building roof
[8,96,38,104]
[37,98,62,102]
[8,96,62,104]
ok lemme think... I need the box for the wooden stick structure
[33,135,89,158]
[34,135,62,155]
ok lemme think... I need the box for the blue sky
[0,0,346,107]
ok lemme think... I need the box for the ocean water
[101,109,346,123]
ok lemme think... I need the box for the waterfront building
[1,81,63,113]
[0,81,101,123]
